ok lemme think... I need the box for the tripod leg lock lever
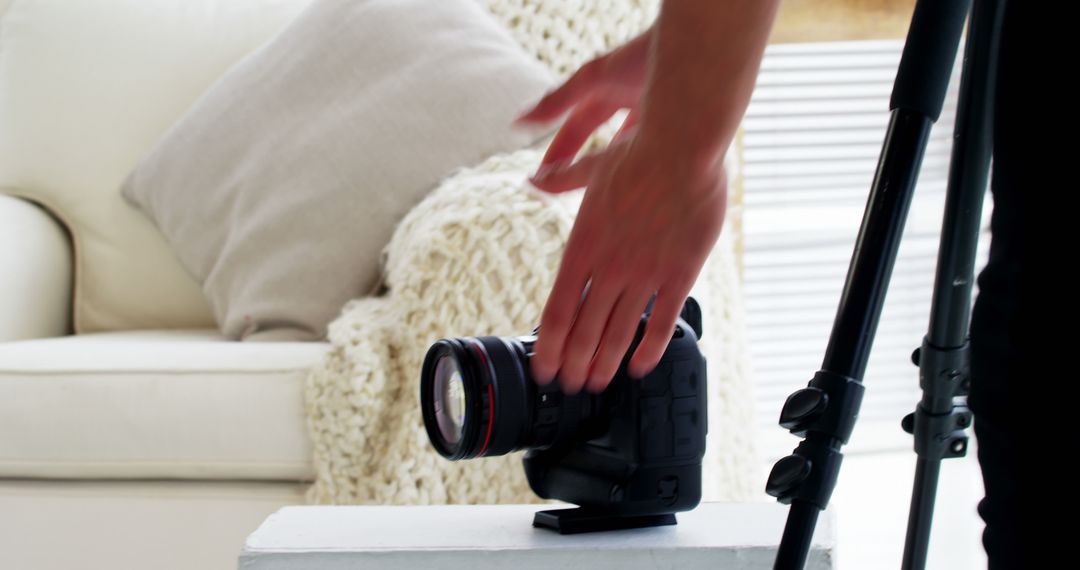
[767,371,865,507]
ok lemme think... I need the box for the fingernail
[535,158,570,178]
[526,177,547,194]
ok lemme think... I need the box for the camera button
[671,360,700,397]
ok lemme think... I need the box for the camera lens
[420,334,603,460]
[432,354,466,445]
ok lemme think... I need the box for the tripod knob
[779,387,828,435]
[766,454,812,500]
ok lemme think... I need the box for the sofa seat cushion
[0,331,327,480]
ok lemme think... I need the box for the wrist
[633,119,728,184]
[629,0,780,189]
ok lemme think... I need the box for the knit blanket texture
[303,0,762,506]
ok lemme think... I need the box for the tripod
[763,0,1006,568]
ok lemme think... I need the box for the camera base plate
[532,507,677,535]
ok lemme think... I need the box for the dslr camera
[419,296,708,534]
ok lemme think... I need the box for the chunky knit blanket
[303,0,762,506]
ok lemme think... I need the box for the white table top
[240,501,836,569]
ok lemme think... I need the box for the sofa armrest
[0,194,73,341]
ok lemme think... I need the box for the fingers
[583,283,656,394]
[538,96,619,170]
[528,151,602,194]
[529,226,593,386]
[513,58,601,125]
[556,272,622,395]
[627,275,696,379]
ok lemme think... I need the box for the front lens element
[420,339,481,459]
[433,355,466,445]
[420,335,601,460]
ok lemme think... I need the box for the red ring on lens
[467,338,496,457]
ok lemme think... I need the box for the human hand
[517,126,729,395]
[512,25,654,171]
[507,0,770,397]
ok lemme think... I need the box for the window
[740,39,992,458]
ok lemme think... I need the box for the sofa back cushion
[0,0,315,332]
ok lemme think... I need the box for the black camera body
[420,297,708,533]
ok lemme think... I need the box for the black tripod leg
[901,0,1005,568]
[764,1,972,568]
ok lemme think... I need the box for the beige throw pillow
[122,0,559,341]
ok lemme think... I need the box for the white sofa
[0,2,343,565]
[0,1,751,569]
[0,0,475,566]
[0,192,329,568]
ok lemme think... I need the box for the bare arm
[638,0,782,178]
[520,0,783,393]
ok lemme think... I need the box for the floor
[801,444,988,569]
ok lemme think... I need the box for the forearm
[637,0,782,174]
